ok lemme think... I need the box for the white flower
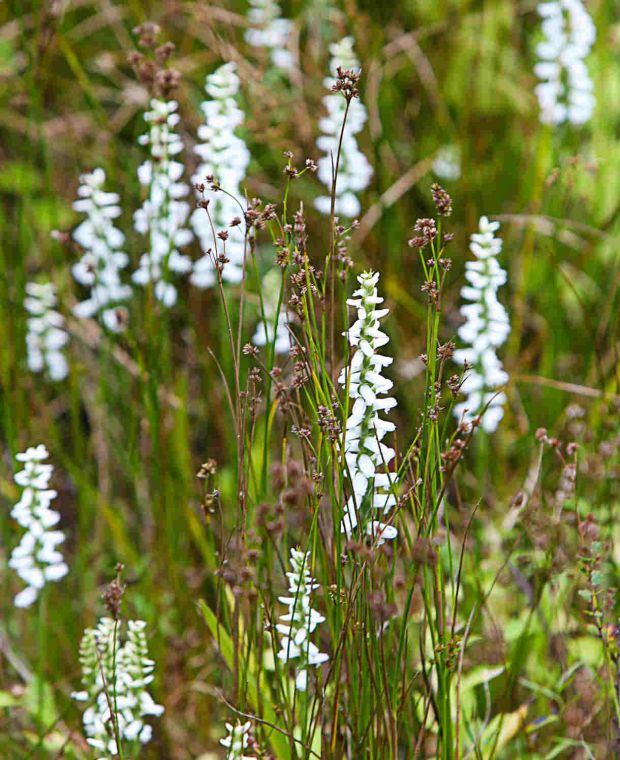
[73,618,164,756]
[534,0,596,125]
[220,720,254,759]
[339,271,398,542]
[453,217,510,433]
[245,0,294,72]
[315,37,372,218]
[132,99,192,306]
[24,282,69,381]
[432,145,461,181]
[252,311,290,354]
[9,445,67,607]
[252,270,291,354]
[190,63,250,288]
[276,548,328,692]
[72,168,131,331]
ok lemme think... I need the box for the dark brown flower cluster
[259,350,309,416]
[440,421,473,473]
[317,400,342,443]
[293,206,308,256]
[257,459,315,537]
[127,23,180,98]
[216,540,258,600]
[332,66,361,102]
[282,151,318,180]
[408,218,438,250]
[408,185,455,254]
[244,197,277,234]
[420,279,438,304]
[430,183,452,216]
[102,564,125,620]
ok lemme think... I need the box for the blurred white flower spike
[315,36,373,219]
[245,0,294,72]
[433,145,461,182]
[73,618,164,756]
[277,547,329,692]
[220,720,254,760]
[454,217,510,433]
[191,63,250,288]
[535,0,596,126]
[9,445,68,608]
[72,168,132,332]
[24,281,69,381]
[133,99,193,307]
[252,270,291,354]
[339,271,398,545]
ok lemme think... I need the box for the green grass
[0,1,619,758]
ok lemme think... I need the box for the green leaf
[519,677,561,703]
[23,677,57,727]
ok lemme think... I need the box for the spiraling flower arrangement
[453,217,510,433]
[339,271,398,543]
[9,445,68,608]
[72,618,164,756]
[276,547,328,692]
[24,281,69,381]
[315,36,373,218]
[220,720,254,759]
[534,0,596,126]
[245,0,293,72]
[133,98,193,307]
[72,168,132,332]
[191,63,250,288]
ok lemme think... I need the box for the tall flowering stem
[534,0,596,126]
[24,281,69,381]
[72,618,164,757]
[453,217,510,433]
[190,63,250,288]
[408,195,462,759]
[276,547,328,692]
[315,36,372,218]
[72,168,132,331]
[245,0,294,72]
[338,271,398,544]
[133,99,192,307]
[9,444,68,608]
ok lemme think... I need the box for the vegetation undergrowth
[1,2,619,759]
